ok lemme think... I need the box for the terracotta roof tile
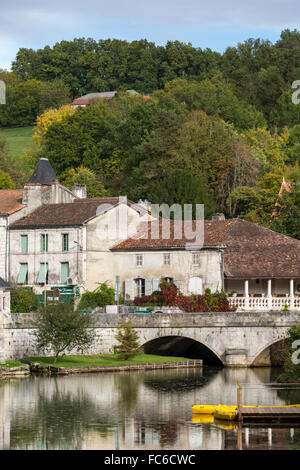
[112,218,300,279]
[9,197,146,229]
[0,190,25,215]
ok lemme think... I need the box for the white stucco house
[1,158,300,311]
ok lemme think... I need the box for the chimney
[212,213,225,221]
[72,184,87,199]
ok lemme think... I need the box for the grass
[0,126,37,159]
[23,353,191,368]
[1,360,25,368]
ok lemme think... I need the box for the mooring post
[237,381,243,450]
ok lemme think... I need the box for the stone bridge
[2,310,300,367]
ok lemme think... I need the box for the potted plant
[230,290,237,297]
[250,292,254,298]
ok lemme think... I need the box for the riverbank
[21,354,203,375]
[0,361,30,378]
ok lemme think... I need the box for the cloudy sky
[0,0,299,70]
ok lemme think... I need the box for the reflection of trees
[276,386,300,405]
[9,381,113,449]
[289,429,300,450]
[115,373,142,417]
[143,368,217,394]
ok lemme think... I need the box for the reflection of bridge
[2,310,300,367]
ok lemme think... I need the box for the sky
[0,0,299,70]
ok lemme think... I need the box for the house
[0,158,86,282]
[9,195,154,299]
[111,217,300,310]
[71,90,148,107]
[2,158,300,310]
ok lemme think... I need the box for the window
[135,278,145,297]
[62,234,69,252]
[61,262,69,284]
[40,234,48,252]
[136,254,143,266]
[192,253,200,265]
[37,263,48,284]
[17,263,28,284]
[21,235,28,253]
[163,253,170,265]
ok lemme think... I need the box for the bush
[78,282,115,310]
[134,280,236,312]
[113,322,140,360]
[11,287,39,313]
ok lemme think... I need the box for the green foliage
[78,282,115,310]
[113,322,140,360]
[0,169,15,189]
[60,166,106,198]
[11,287,39,313]
[33,301,95,363]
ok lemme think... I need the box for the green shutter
[37,263,48,283]
[41,234,48,252]
[61,263,69,284]
[21,235,28,253]
[17,263,28,284]
[62,234,69,252]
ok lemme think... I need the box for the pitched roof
[9,197,146,229]
[0,277,10,289]
[0,189,24,215]
[28,158,57,185]
[112,218,300,279]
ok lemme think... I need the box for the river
[0,366,299,450]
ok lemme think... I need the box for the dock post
[237,381,242,420]
[237,381,243,450]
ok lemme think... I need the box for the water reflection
[0,367,299,450]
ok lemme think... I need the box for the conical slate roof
[28,158,57,185]
[0,277,10,289]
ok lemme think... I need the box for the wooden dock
[239,407,300,425]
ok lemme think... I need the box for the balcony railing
[228,296,300,311]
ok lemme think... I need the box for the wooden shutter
[21,235,28,253]
[61,263,69,284]
[145,278,152,296]
[125,278,134,300]
[17,263,28,284]
[152,278,160,292]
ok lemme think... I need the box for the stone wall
[2,310,300,366]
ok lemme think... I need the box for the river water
[0,367,299,450]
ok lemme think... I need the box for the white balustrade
[228,296,300,311]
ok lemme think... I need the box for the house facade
[1,158,300,310]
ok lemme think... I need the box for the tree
[78,282,115,310]
[113,322,140,360]
[0,169,15,189]
[33,301,95,363]
[11,287,39,313]
[60,166,106,198]
[39,79,71,114]
[33,104,76,145]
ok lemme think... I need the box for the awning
[37,263,48,283]
[17,264,28,284]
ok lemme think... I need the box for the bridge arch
[142,334,224,366]
[251,336,290,367]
